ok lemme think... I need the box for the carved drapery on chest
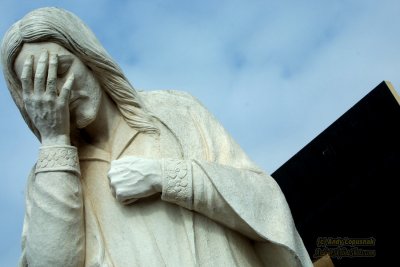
[77,118,197,266]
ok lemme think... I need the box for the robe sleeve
[144,90,313,266]
[18,168,34,267]
[161,159,312,267]
[19,165,85,267]
[154,91,312,267]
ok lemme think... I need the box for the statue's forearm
[26,171,85,267]
[161,159,263,241]
[25,146,85,267]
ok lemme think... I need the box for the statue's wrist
[41,134,71,146]
[35,145,80,176]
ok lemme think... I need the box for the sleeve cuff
[161,159,193,210]
[35,145,80,176]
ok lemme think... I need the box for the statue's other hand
[21,51,74,146]
[108,156,163,205]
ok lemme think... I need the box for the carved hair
[1,7,158,140]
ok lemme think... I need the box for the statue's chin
[74,86,102,129]
[72,92,102,129]
[75,114,96,129]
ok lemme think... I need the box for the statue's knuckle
[31,95,40,101]
[115,189,122,197]
[43,95,54,103]
[47,78,56,86]
[57,97,65,105]
[22,95,30,102]
[21,76,31,85]
[35,76,44,84]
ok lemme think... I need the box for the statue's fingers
[34,50,49,94]
[122,198,138,205]
[112,156,141,168]
[46,54,58,96]
[110,184,116,198]
[115,189,134,203]
[59,74,74,103]
[21,55,34,101]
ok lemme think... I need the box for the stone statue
[1,7,312,267]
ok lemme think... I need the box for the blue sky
[1,0,399,265]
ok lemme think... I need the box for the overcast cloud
[1,0,399,265]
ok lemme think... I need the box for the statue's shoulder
[139,90,206,110]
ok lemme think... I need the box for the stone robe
[20,90,312,267]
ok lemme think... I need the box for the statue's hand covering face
[14,42,102,130]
